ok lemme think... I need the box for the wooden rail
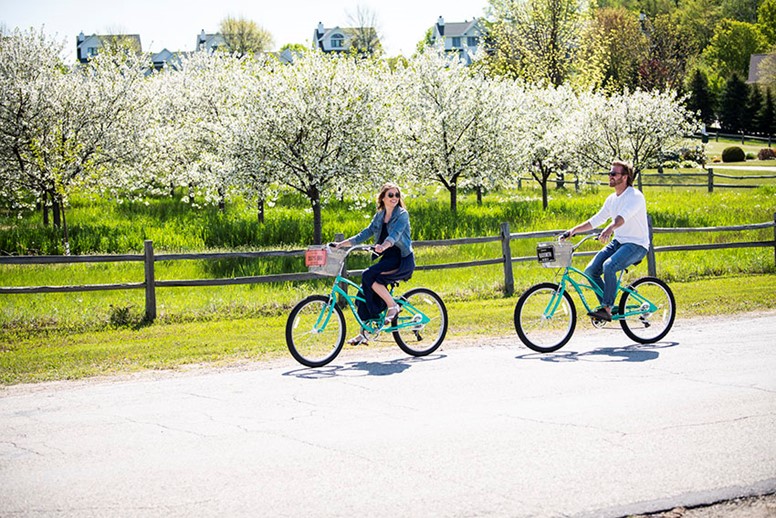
[516,167,776,192]
[2,214,775,321]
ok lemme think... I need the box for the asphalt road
[1,311,775,517]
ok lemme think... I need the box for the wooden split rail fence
[518,168,776,192]
[2,214,775,322]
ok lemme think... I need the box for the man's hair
[612,160,634,186]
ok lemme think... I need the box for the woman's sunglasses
[386,192,400,198]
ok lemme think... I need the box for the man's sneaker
[587,307,612,322]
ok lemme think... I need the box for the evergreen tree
[747,84,764,134]
[718,74,750,132]
[759,88,776,137]
[686,68,716,126]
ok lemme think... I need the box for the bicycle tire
[514,282,577,353]
[286,295,346,367]
[618,277,676,344]
[392,288,448,356]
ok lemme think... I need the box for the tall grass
[1,185,775,335]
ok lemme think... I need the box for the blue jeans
[584,240,647,308]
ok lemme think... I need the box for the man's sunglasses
[386,192,400,198]
[608,171,623,177]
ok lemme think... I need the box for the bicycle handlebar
[559,232,601,251]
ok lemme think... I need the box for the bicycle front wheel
[393,288,448,356]
[618,277,676,344]
[514,282,576,353]
[286,295,346,367]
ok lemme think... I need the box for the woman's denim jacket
[349,206,413,258]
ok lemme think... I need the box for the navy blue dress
[357,224,415,322]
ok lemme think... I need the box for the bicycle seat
[623,259,642,274]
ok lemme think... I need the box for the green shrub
[721,146,746,162]
[745,152,756,160]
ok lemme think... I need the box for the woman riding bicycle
[334,183,416,345]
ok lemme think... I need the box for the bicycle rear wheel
[393,288,448,356]
[618,277,676,344]
[514,282,576,353]
[286,295,346,367]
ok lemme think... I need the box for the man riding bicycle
[561,160,649,322]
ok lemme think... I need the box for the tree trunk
[541,180,549,210]
[58,195,70,255]
[476,185,483,205]
[310,188,323,244]
[52,195,61,228]
[218,187,225,212]
[257,197,265,224]
[40,194,49,226]
[448,182,458,213]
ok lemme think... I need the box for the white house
[312,22,381,54]
[76,32,142,63]
[151,49,182,71]
[430,16,485,65]
[196,30,227,52]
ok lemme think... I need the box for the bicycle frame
[312,246,432,335]
[545,237,659,321]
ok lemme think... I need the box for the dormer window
[331,33,344,48]
[87,47,98,57]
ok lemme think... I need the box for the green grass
[1,181,775,384]
[2,273,774,385]
[704,136,774,159]
[2,187,775,333]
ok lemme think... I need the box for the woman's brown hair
[376,182,406,211]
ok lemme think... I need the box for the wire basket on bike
[305,245,347,277]
[536,241,573,268]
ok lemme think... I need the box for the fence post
[707,167,714,193]
[334,233,347,308]
[647,215,657,277]
[144,240,156,322]
[773,212,776,268]
[500,222,514,296]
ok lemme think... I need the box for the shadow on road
[283,353,446,379]
[515,341,679,363]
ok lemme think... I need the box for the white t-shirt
[587,186,650,250]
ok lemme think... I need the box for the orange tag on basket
[305,248,327,267]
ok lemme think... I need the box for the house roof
[441,20,481,38]
[77,33,142,52]
[748,54,774,83]
[435,17,482,39]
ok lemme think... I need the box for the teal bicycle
[286,244,448,367]
[514,234,676,353]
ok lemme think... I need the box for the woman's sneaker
[347,332,369,346]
